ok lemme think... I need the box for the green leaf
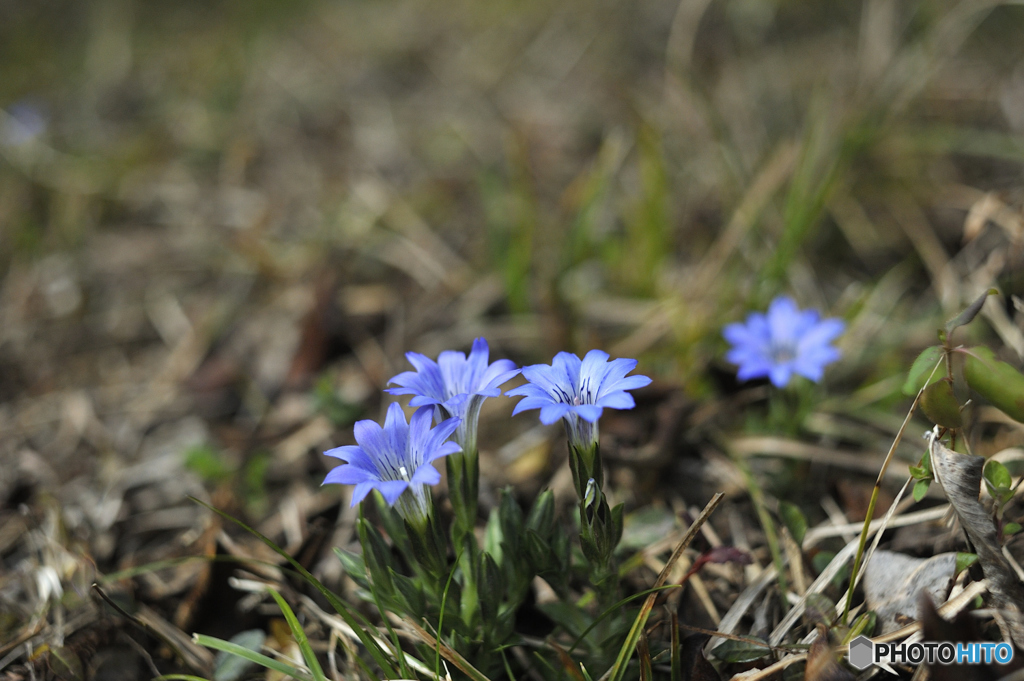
[909,465,927,479]
[811,551,834,576]
[391,569,426,618]
[709,638,771,664]
[498,488,524,557]
[984,460,1012,491]
[47,646,84,681]
[955,552,979,575]
[913,478,931,502]
[358,516,395,597]
[903,346,945,396]
[266,588,327,681]
[213,630,264,681]
[920,380,962,429]
[963,346,1024,423]
[844,611,876,642]
[778,502,807,547]
[541,601,592,640]
[333,547,368,587]
[1004,522,1022,536]
[945,289,999,335]
[484,507,503,565]
[526,489,556,536]
[194,634,311,681]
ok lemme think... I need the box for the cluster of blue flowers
[323,339,651,526]
[324,296,844,524]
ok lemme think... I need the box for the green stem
[840,358,933,623]
[447,447,480,544]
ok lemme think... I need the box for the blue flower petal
[600,357,639,386]
[353,419,388,460]
[409,405,433,444]
[323,464,378,485]
[350,482,377,506]
[552,352,583,393]
[769,363,793,388]
[580,349,612,384]
[376,480,409,506]
[341,447,378,473]
[736,358,773,381]
[573,404,603,422]
[511,396,554,414]
[411,464,441,485]
[540,403,572,425]
[596,392,635,409]
[324,444,362,461]
[797,318,845,351]
[521,363,568,399]
[603,374,651,394]
[408,395,442,407]
[424,441,462,463]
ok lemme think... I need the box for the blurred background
[2,0,1024,676]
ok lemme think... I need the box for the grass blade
[402,616,494,681]
[840,355,937,624]
[192,633,311,681]
[266,588,327,681]
[637,633,652,681]
[602,493,723,681]
[567,585,679,654]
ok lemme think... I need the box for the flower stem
[447,447,479,544]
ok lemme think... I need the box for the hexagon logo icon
[848,635,874,670]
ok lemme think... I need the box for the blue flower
[507,349,651,447]
[385,338,520,452]
[723,295,844,388]
[323,403,461,523]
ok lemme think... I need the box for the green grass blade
[152,676,212,681]
[188,496,398,678]
[266,588,327,681]
[605,493,723,681]
[566,585,679,654]
[435,550,461,679]
[192,633,311,681]
[369,583,411,680]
